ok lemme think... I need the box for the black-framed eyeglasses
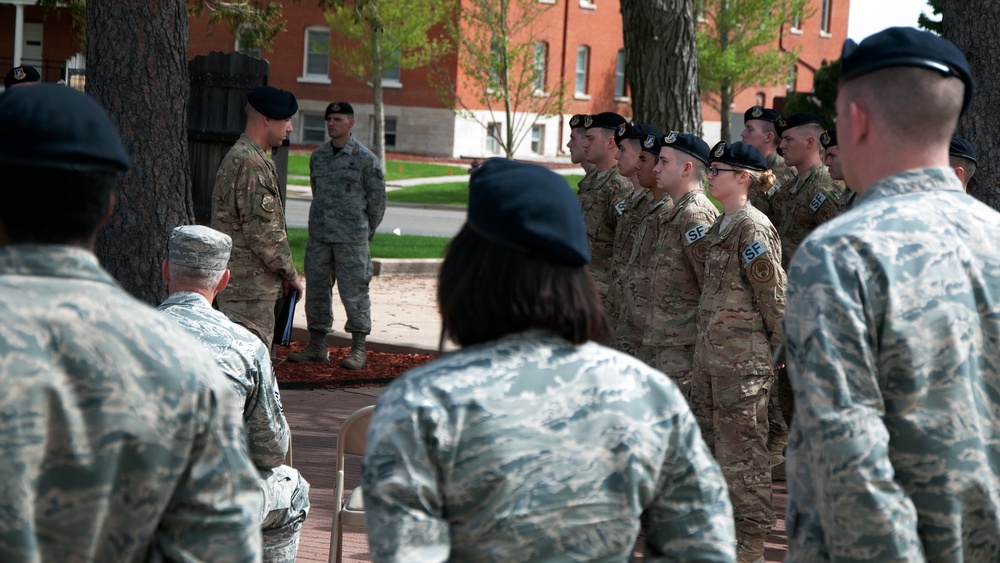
[708,166,740,177]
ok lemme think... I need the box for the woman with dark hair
[361,158,736,562]
[691,141,786,563]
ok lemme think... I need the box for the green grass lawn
[287,228,450,272]
[386,174,583,207]
[288,154,464,181]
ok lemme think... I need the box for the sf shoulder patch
[261,193,277,213]
[809,192,827,213]
[742,240,775,284]
[684,224,708,245]
[614,199,627,215]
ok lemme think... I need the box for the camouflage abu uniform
[690,203,785,544]
[749,151,796,224]
[0,245,263,562]
[604,187,651,333]
[784,168,1000,561]
[362,331,737,562]
[643,188,720,395]
[158,292,310,563]
[579,168,633,304]
[772,162,842,269]
[211,133,298,344]
[304,136,386,335]
[614,193,673,364]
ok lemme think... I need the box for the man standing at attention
[289,101,386,370]
[212,85,303,347]
[785,28,1000,561]
[740,106,795,223]
[567,114,596,188]
[158,225,311,563]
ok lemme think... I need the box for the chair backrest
[336,405,375,472]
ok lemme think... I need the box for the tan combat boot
[737,533,766,563]
[340,332,367,370]
[288,330,329,363]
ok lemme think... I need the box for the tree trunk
[621,0,702,134]
[371,29,387,172]
[944,1,1000,210]
[499,0,516,159]
[720,80,732,141]
[88,0,195,305]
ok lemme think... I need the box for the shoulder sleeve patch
[684,223,709,245]
[261,193,276,213]
[742,240,767,264]
[809,192,828,213]
[747,257,777,285]
[614,199,627,215]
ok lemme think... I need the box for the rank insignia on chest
[615,199,626,215]
[261,194,276,213]
[684,224,707,245]
[742,240,767,264]
[809,192,827,212]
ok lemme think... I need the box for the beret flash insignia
[14,68,25,80]
[617,123,627,136]
[776,116,787,128]
[584,115,593,127]
[821,131,831,146]
[713,142,726,158]
[752,106,763,118]
[330,102,340,112]
[643,134,656,149]
[570,115,581,127]
[665,131,679,144]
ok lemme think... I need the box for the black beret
[4,65,40,88]
[325,101,355,118]
[569,114,588,129]
[840,27,974,115]
[629,125,664,155]
[743,106,783,124]
[614,121,633,147]
[662,131,710,165]
[0,83,130,171]
[949,135,977,165]
[467,158,589,266]
[584,112,627,130]
[248,86,298,120]
[774,112,825,136]
[709,141,767,172]
[820,129,837,149]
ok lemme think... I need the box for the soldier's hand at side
[283,277,304,303]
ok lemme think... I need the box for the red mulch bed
[273,341,436,389]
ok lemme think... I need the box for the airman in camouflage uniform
[364,158,735,562]
[644,132,718,396]
[578,112,633,306]
[785,28,1000,562]
[692,141,785,563]
[211,86,303,347]
[0,84,262,562]
[157,226,310,563]
[613,128,672,364]
[290,102,386,370]
[566,113,596,188]
[820,129,857,212]
[740,106,795,223]
[948,134,977,191]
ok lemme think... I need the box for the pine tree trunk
[944,1,1000,210]
[621,0,703,134]
[87,0,195,305]
[371,30,387,172]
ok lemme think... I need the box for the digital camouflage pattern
[579,167,633,302]
[0,245,262,562]
[838,188,858,212]
[750,151,797,225]
[304,137,386,335]
[772,162,842,269]
[362,331,737,562]
[604,186,652,331]
[690,203,785,542]
[784,168,1000,562]
[643,188,720,394]
[158,292,310,563]
[614,194,673,365]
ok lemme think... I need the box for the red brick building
[1,0,847,156]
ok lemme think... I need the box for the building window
[530,125,544,155]
[302,114,327,144]
[614,49,627,98]
[376,117,398,148]
[487,122,502,154]
[303,26,330,80]
[488,38,503,91]
[787,65,798,92]
[820,0,832,35]
[755,92,766,106]
[575,45,589,96]
[235,26,261,58]
[790,11,802,34]
[579,0,596,9]
[382,48,402,86]
[533,42,548,92]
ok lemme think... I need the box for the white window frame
[371,116,399,148]
[234,25,261,59]
[533,41,548,94]
[820,0,832,37]
[614,48,628,101]
[574,45,590,99]
[790,11,803,35]
[299,26,331,84]
[579,0,596,10]
[530,125,544,155]
[301,113,327,144]
[381,48,403,88]
[487,122,502,154]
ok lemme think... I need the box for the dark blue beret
[248,86,298,120]
[709,141,767,172]
[820,129,837,148]
[325,101,354,118]
[614,121,633,147]
[949,135,976,165]
[662,131,710,165]
[569,114,588,129]
[584,112,627,130]
[774,112,825,136]
[841,27,974,115]
[467,158,589,266]
[743,106,783,124]
[4,65,40,88]
[0,83,130,171]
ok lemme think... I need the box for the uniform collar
[858,167,964,206]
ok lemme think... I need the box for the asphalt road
[285,197,466,238]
